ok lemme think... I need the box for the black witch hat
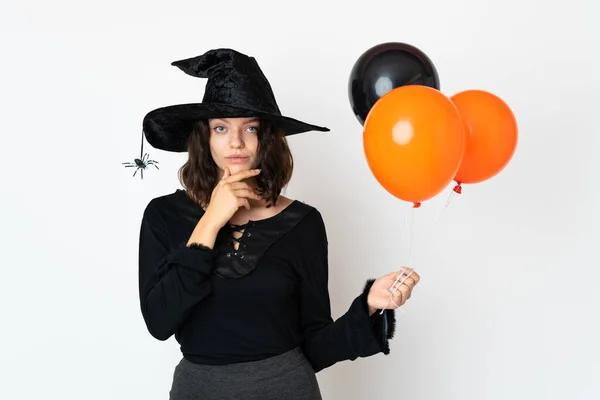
[143,48,330,153]
[123,48,329,178]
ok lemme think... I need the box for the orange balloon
[363,85,466,206]
[450,90,518,187]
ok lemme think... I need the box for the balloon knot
[453,183,462,194]
[413,202,421,208]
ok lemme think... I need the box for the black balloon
[348,42,440,125]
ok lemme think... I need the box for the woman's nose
[228,131,244,147]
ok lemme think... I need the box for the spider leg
[122,162,135,166]
[124,165,136,168]
[133,168,138,177]
[153,164,159,170]
[141,169,144,179]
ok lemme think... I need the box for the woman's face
[208,117,260,177]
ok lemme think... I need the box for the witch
[137,48,420,399]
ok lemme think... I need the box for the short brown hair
[178,119,293,209]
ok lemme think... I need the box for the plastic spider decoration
[122,152,159,179]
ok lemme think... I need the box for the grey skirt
[169,347,323,400]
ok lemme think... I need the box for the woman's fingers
[392,282,411,306]
[229,181,251,190]
[234,188,262,201]
[388,267,420,308]
[236,197,251,210]
[222,168,261,183]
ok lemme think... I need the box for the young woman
[138,48,420,400]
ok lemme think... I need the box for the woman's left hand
[367,268,420,315]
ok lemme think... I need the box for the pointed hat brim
[143,103,330,153]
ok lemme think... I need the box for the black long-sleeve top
[138,189,396,373]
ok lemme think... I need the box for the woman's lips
[226,156,249,164]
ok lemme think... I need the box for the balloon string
[406,206,415,267]
[436,189,456,224]
[382,183,462,316]
[380,206,416,315]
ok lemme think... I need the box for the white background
[1,0,599,399]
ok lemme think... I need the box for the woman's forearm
[187,216,221,248]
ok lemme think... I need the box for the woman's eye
[247,126,258,133]
[214,126,225,133]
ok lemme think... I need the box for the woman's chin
[225,164,252,175]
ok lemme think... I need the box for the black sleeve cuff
[361,278,396,355]
[158,242,215,277]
